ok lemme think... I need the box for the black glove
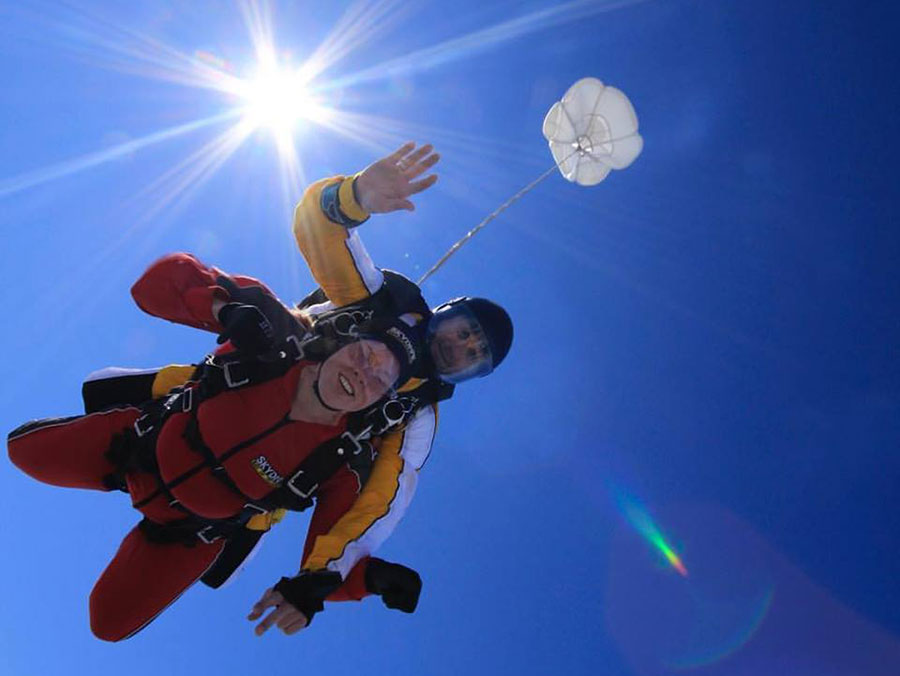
[216,302,275,354]
[365,557,422,613]
[273,570,343,626]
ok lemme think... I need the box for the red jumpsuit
[7,254,373,641]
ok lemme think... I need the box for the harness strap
[124,387,291,514]
[112,327,449,547]
[276,429,370,504]
[138,513,253,547]
[181,414,313,513]
[195,333,309,396]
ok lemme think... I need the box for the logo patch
[386,326,417,363]
[251,455,284,487]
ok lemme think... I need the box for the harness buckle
[286,470,319,499]
[223,361,250,388]
[330,310,368,337]
[285,334,305,361]
[197,525,222,545]
[133,414,154,438]
[181,387,194,413]
[243,503,269,515]
[339,430,368,456]
[381,398,410,428]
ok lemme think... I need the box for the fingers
[404,151,440,180]
[390,142,439,174]
[278,610,308,634]
[254,602,288,636]
[247,588,279,621]
[387,199,415,212]
[254,605,308,636]
[398,144,438,179]
[407,174,438,196]
[283,616,309,635]
[386,173,436,210]
[249,589,309,637]
[400,143,433,169]
[387,141,416,163]
[403,143,432,164]
[254,609,278,636]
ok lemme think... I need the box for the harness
[107,271,454,553]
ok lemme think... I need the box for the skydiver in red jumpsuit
[7,143,514,641]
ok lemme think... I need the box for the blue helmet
[426,297,513,384]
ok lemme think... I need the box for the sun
[236,59,329,154]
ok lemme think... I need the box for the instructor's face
[317,339,400,412]
[428,315,489,376]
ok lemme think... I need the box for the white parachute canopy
[543,77,643,186]
[419,77,643,284]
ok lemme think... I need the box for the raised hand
[354,142,440,213]
[216,302,275,355]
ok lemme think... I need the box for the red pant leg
[7,407,140,490]
[90,524,225,641]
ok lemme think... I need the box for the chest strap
[121,352,446,546]
[180,410,373,513]
[194,332,309,396]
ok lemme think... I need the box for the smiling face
[317,339,401,412]
[428,314,491,382]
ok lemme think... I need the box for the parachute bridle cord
[416,134,635,286]
[418,77,643,286]
[417,157,569,286]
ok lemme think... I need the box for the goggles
[426,301,494,384]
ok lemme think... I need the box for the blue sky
[2,1,899,674]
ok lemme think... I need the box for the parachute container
[542,77,643,185]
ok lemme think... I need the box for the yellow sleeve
[292,175,383,306]
[302,404,438,577]
[150,364,198,398]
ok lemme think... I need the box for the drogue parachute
[542,77,643,186]
[418,78,643,285]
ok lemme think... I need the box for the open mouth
[338,373,355,396]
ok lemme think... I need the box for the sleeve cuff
[338,174,370,224]
[320,176,370,228]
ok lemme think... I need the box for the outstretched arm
[292,143,439,307]
[131,252,277,332]
[300,405,437,581]
[131,252,302,353]
[248,404,438,636]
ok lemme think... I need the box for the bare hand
[355,142,440,213]
[247,587,309,636]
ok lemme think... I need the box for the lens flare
[617,493,688,578]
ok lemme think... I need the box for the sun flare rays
[1,0,647,227]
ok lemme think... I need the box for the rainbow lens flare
[618,493,688,578]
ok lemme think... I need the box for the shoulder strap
[381,270,431,319]
[300,270,432,333]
